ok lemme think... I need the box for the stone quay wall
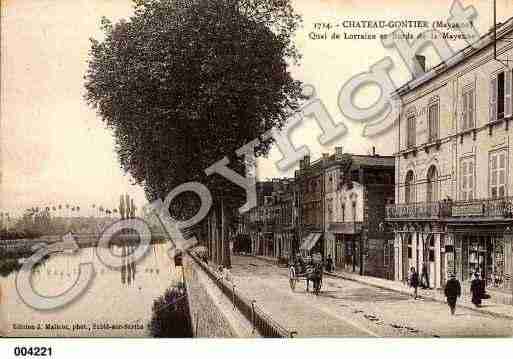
[183,255,255,338]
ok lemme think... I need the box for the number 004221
[13,347,52,357]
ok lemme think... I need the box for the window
[490,71,512,122]
[428,101,439,141]
[327,200,333,222]
[461,89,475,130]
[405,170,415,204]
[407,114,416,147]
[498,72,505,119]
[460,157,474,201]
[341,202,345,222]
[426,166,438,202]
[490,150,507,199]
[407,235,412,259]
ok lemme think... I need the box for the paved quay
[223,255,513,337]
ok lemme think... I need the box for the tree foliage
[84,0,303,211]
[149,284,192,337]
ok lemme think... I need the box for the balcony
[386,197,513,221]
[385,201,450,220]
[450,197,513,219]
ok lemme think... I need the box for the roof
[394,15,513,97]
[295,153,394,179]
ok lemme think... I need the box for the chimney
[413,54,426,77]
[372,146,376,156]
[335,146,344,160]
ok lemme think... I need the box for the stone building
[386,18,513,303]
[270,178,296,260]
[237,179,297,259]
[324,148,395,278]
[296,155,327,256]
[248,181,274,256]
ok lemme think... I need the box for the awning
[300,232,322,251]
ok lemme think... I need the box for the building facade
[386,19,513,303]
[237,179,297,260]
[296,155,327,256]
[324,149,395,279]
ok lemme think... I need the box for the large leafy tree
[84,0,303,262]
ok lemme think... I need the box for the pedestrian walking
[444,273,461,315]
[421,263,430,289]
[222,266,232,282]
[409,267,419,299]
[470,272,483,307]
[326,254,334,272]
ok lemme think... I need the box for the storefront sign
[451,203,484,217]
[328,222,362,234]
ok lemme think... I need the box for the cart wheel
[289,266,296,291]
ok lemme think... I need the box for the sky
[1,0,513,216]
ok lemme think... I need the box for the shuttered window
[460,157,474,201]
[462,89,475,130]
[506,71,512,118]
[490,71,513,122]
[490,76,497,122]
[490,150,507,199]
[405,170,415,204]
[407,115,416,147]
[428,101,439,141]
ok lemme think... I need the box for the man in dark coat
[444,273,461,315]
[326,254,334,272]
[470,272,483,307]
[409,267,419,299]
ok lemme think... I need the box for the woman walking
[409,267,419,300]
[470,272,483,307]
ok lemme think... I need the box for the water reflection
[0,242,177,337]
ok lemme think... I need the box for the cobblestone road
[229,256,513,338]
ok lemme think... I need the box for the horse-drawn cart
[289,253,323,295]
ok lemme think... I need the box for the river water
[0,242,179,337]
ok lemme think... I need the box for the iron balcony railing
[386,197,513,220]
[450,196,513,218]
[385,201,449,220]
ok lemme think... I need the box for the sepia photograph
[2,0,513,355]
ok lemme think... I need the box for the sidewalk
[327,268,513,320]
[250,255,513,320]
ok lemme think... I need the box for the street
[229,256,513,337]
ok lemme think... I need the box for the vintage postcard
[1,0,513,351]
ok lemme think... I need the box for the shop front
[392,223,445,289]
[263,232,274,257]
[329,222,363,273]
[448,224,513,295]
